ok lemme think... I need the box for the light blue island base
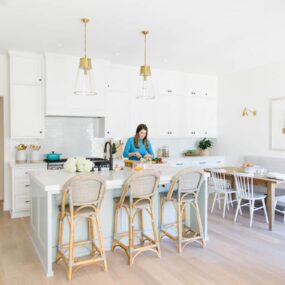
[29,167,209,277]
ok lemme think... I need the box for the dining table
[204,167,285,231]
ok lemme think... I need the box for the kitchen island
[29,165,209,277]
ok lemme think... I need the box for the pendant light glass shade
[137,75,155,99]
[74,18,96,96]
[137,30,155,99]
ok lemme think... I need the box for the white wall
[216,62,285,165]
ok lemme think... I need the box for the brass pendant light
[137,30,155,99]
[74,18,96,95]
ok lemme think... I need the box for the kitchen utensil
[46,151,62,161]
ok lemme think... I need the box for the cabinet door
[157,70,188,96]
[45,53,107,117]
[11,85,45,138]
[200,97,217,137]
[10,53,43,85]
[105,91,132,139]
[155,96,184,138]
[106,65,130,92]
[184,96,216,138]
[131,97,159,138]
[188,74,217,98]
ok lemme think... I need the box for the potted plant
[198,138,213,156]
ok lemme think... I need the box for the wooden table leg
[266,182,276,231]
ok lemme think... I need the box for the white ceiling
[0,0,285,75]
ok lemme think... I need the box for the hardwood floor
[0,200,285,285]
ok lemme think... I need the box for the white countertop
[29,165,209,192]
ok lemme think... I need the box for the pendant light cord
[144,33,147,66]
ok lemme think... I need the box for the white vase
[30,150,40,163]
[16,150,27,163]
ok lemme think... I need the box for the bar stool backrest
[167,168,204,200]
[61,174,106,214]
[211,169,228,193]
[120,170,160,205]
[234,172,254,199]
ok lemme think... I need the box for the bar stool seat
[113,196,151,209]
[56,174,108,280]
[160,190,195,202]
[112,170,161,265]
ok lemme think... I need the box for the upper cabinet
[9,51,217,140]
[106,64,131,93]
[104,65,134,139]
[187,74,217,98]
[45,53,108,117]
[156,69,217,98]
[9,51,45,139]
[156,70,188,96]
[11,53,43,85]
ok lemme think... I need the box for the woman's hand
[134,152,142,158]
[144,153,153,159]
[129,152,142,159]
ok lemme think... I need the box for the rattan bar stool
[112,170,160,265]
[56,174,107,280]
[160,168,205,253]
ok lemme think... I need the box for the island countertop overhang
[28,166,210,192]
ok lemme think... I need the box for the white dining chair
[210,169,237,218]
[275,198,285,223]
[234,172,268,227]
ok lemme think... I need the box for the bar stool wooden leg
[112,204,119,251]
[139,209,144,245]
[128,212,134,265]
[150,204,161,256]
[68,219,74,281]
[159,197,165,240]
[177,204,182,253]
[89,218,96,256]
[194,200,205,247]
[94,214,108,272]
[56,216,63,263]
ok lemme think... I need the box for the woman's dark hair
[134,124,149,148]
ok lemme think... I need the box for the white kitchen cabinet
[10,51,43,85]
[156,70,188,96]
[167,156,224,168]
[106,64,131,92]
[11,85,45,138]
[187,74,217,98]
[45,53,107,117]
[10,51,45,138]
[184,96,217,138]
[155,95,185,138]
[105,90,132,138]
[9,163,46,218]
[131,97,160,138]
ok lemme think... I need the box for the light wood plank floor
[0,200,285,285]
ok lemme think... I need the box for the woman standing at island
[123,124,154,160]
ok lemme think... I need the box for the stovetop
[44,157,110,171]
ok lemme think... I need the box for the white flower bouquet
[63,157,94,173]
[63,158,77,173]
[76,157,94,172]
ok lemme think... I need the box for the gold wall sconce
[242,107,257,117]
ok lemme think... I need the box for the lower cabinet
[167,156,225,168]
[10,164,46,218]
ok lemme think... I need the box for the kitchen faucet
[104,141,113,171]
